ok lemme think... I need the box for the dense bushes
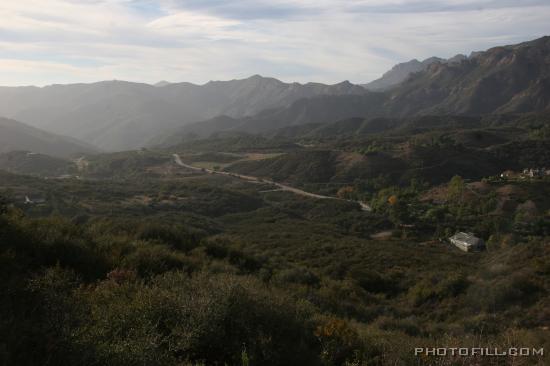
[121,243,197,276]
[467,272,542,313]
[136,222,198,251]
[408,274,469,306]
[0,208,325,365]
[1,188,550,365]
[23,269,322,366]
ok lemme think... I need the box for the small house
[449,232,484,252]
[522,168,545,178]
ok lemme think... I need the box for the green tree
[447,175,465,203]
[0,195,8,215]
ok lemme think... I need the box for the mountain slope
[168,36,550,144]
[155,93,387,144]
[0,151,73,177]
[384,36,550,116]
[223,112,550,187]
[362,55,468,91]
[362,57,443,91]
[0,76,366,151]
[0,117,98,158]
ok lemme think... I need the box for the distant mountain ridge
[154,81,172,87]
[1,36,549,151]
[151,93,386,146]
[384,36,550,116]
[362,54,467,91]
[158,36,550,145]
[0,76,366,151]
[0,117,98,158]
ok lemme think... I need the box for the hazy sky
[0,0,549,86]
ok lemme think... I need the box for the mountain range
[384,36,550,116]
[361,54,467,91]
[161,36,550,143]
[0,77,365,151]
[0,36,549,152]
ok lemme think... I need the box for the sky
[0,0,549,86]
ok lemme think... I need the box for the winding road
[173,154,371,211]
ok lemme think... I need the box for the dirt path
[173,154,371,211]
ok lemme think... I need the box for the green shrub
[274,267,320,286]
[314,317,364,366]
[377,316,421,337]
[136,223,198,251]
[347,269,396,294]
[467,273,541,312]
[121,243,196,276]
[72,272,320,366]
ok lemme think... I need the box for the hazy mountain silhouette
[362,54,468,91]
[157,36,550,144]
[0,117,98,158]
[0,76,366,151]
[2,37,549,151]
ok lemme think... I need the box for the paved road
[173,154,371,211]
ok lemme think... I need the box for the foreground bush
[33,271,320,366]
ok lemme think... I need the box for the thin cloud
[157,0,321,20]
[0,0,548,86]
[345,0,550,14]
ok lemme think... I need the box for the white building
[449,232,484,252]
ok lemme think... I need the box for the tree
[0,195,8,215]
[337,186,355,199]
[447,175,465,203]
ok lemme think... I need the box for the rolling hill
[0,117,98,158]
[152,93,387,144]
[220,112,550,187]
[0,151,74,177]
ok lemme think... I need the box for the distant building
[521,168,547,179]
[24,196,46,205]
[449,232,484,252]
[500,170,517,179]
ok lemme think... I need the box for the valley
[1,35,550,366]
[173,153,372,211]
